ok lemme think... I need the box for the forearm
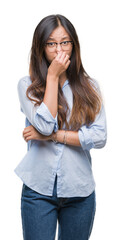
[23,125,81,147]
[43,74,59,118]
[51,130,81,147]
[43,52,70,119]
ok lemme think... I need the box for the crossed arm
[22,53,81,147]
[18,53,107,150]
[23,125,81,146]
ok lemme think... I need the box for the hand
[48,51,71,78]
[23,125,52,142]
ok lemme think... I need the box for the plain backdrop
[0,0,121,239]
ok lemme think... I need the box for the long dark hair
[27,14,102,131]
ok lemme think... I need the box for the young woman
[15,14,107,240]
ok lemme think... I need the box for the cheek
[44,50,56,63]
[67,48,73,59]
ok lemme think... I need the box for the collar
[62,79,69,89]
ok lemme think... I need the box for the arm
[23,126,81,147]
[78,104,107,150]
[17,77,58,136]
[43,74,58,118]
[18,52,70,136]
[23,103,107,149]
[52,103,107,149]
[51,130,81,146]
[43,51,70,118]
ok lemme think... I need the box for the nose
[56,43,62,53]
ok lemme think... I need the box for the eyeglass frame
[45,40,73,52]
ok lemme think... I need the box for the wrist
[50,132,57,142]
[63,130,68,144]
[50,130,68,144]
[51,132,58,143]
[47,71,59,81]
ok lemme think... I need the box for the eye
[46,42,56,47]
[61,41,69,46]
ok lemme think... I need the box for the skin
[23,25,81,146]
[44,25,73,87]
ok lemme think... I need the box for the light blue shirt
[14,76,107,197]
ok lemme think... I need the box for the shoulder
[17,76,32,90]
[89,78,100,89]
[89,78,101,95]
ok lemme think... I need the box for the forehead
[48,25,70,41]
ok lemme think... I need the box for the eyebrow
[48,36,70,41]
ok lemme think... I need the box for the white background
[0,0,121,239]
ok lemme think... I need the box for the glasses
[45,41,73,52]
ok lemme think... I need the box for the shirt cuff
[78,125,95,151]
[36,102,58,131]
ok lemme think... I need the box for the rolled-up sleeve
[78,104,107,151]
[17,76,58,135]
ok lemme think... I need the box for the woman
[15,14,107,240]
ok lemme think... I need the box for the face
[44,25,73,63]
